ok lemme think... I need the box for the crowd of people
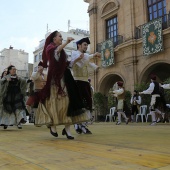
[111,74,170,125]
[0,31,169,140]
[0,31,100,139]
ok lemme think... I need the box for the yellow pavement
[0,122,170,170]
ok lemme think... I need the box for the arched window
[147,0,166,22]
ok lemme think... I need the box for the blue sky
[0,0,89,63]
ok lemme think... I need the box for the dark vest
[151,82,160,95]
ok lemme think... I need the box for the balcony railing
[135,12,170,39]
[96,35,123,53]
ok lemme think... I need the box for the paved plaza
[0,122,170,170]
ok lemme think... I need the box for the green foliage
[125,90,131,108]
[107,93,117,109]
[134,82,150,106]
[93,92,107,115]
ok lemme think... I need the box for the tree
[93,92,106,115]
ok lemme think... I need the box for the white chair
[146,112,152,122]
[136,105,147,123]
[146,107,152,122]
[105,107,116,122]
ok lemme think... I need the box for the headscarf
[42,31,58,68]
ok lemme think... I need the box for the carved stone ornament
[101,0,119,18]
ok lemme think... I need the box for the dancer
[130,90,141,122]
[0,65,27,129]
[26,61,47,123]
[71,37,100,134]
[112,81,129,125]
[35,31,88,139]
[139,74,165,125]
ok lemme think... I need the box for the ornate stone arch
[101,0,119,18]
[98,72,125,95]
[138,60,170,83]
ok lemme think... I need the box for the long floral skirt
[35,85,89,127]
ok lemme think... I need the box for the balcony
[96,35,123,53]
[135,12,170,39]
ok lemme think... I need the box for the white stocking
[65,125,72,136]
[81,123,87,133]
[26,105,31,114]
[155,109,161,115]
[74,124,78,130]
[117,112,121,122]
[121,112,128,120]
[151,111,156,122]
[51,126,57,133]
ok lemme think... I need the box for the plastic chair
[105,107,116,122]
[136,105,147,123]
[146,107,152,122]
[146,112,152,122]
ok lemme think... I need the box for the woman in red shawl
[35,31,89,139]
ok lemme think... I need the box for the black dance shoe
[76,128,82,134]
[62,128,74,140]
[4,125,8,129]
[50,127,58,137]
[85,128,92,134]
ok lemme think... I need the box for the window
[106,16,118,45]
[39,52,42,60]
[34,55,38,62]
[148,0,166,23]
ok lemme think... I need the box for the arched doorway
[139,62,170,83]
[98,73,124,95]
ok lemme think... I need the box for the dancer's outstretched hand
[94,52,101,58]
[66,37,74,44]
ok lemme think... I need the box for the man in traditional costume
[130,90,141,122]
[112,81,129,125]
[0,65,27,129]
[139,74,165,125]
[71,37,100,134]
[26,61,47,123]
[35,31,89,139]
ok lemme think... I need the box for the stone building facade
[84,0,170,95]
[0,46,29,78]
